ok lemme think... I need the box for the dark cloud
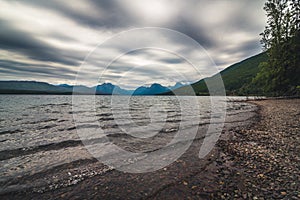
[0,20,80,66]
[0,66,75,81]
[168,17,216,48]
[238,40,261,53]
[223,39,261,57]
[8,0,135,29]
[88,0,137,28]
[0,0,266,86]
[159,58,184,64]
[0,59,77,78]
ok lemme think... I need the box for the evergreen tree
[252,0,300,96]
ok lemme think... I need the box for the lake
[0,95,256,193]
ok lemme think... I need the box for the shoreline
[211,99,300,199]
[1,99,299,199]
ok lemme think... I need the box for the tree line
[247,0,299,96]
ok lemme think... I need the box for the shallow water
[0,95,256,193]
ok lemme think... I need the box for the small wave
[0,129,23,135]
[100,124,118,129]
[107,132,128,138]
[76,124,99,129]
[99,117,114,121]
[96,113,112,117]
[165,119,181,123]
[66,126,76,131]
[68,110,87,114]
[39,124,57,130]
[27,103,72,109]
[0,158,105,195]
[161,128,178,133]
[0,140,83,161]
[27,118,58,124]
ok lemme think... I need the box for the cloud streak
[0,0,266,88]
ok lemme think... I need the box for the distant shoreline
[1,93,298,100]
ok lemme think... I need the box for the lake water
[0,95,256,193]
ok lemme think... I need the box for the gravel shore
[1,99,299,199]
[211,99,300,199]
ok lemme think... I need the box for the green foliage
[195,53,267,95]
[252,0,300,96]
[173,0,299,96]
[219,53,267,95]
[171,52,267,96]
[242,62,270,95]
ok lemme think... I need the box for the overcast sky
[0,0,266,89]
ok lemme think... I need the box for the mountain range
[167,52,267,95]
[0,52,267,95]
[0,81,184,95]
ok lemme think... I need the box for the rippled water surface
[0,95,256,193]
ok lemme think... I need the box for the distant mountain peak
[170,82,184,90]
[58,84,72,88]
[133,83,170,95]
